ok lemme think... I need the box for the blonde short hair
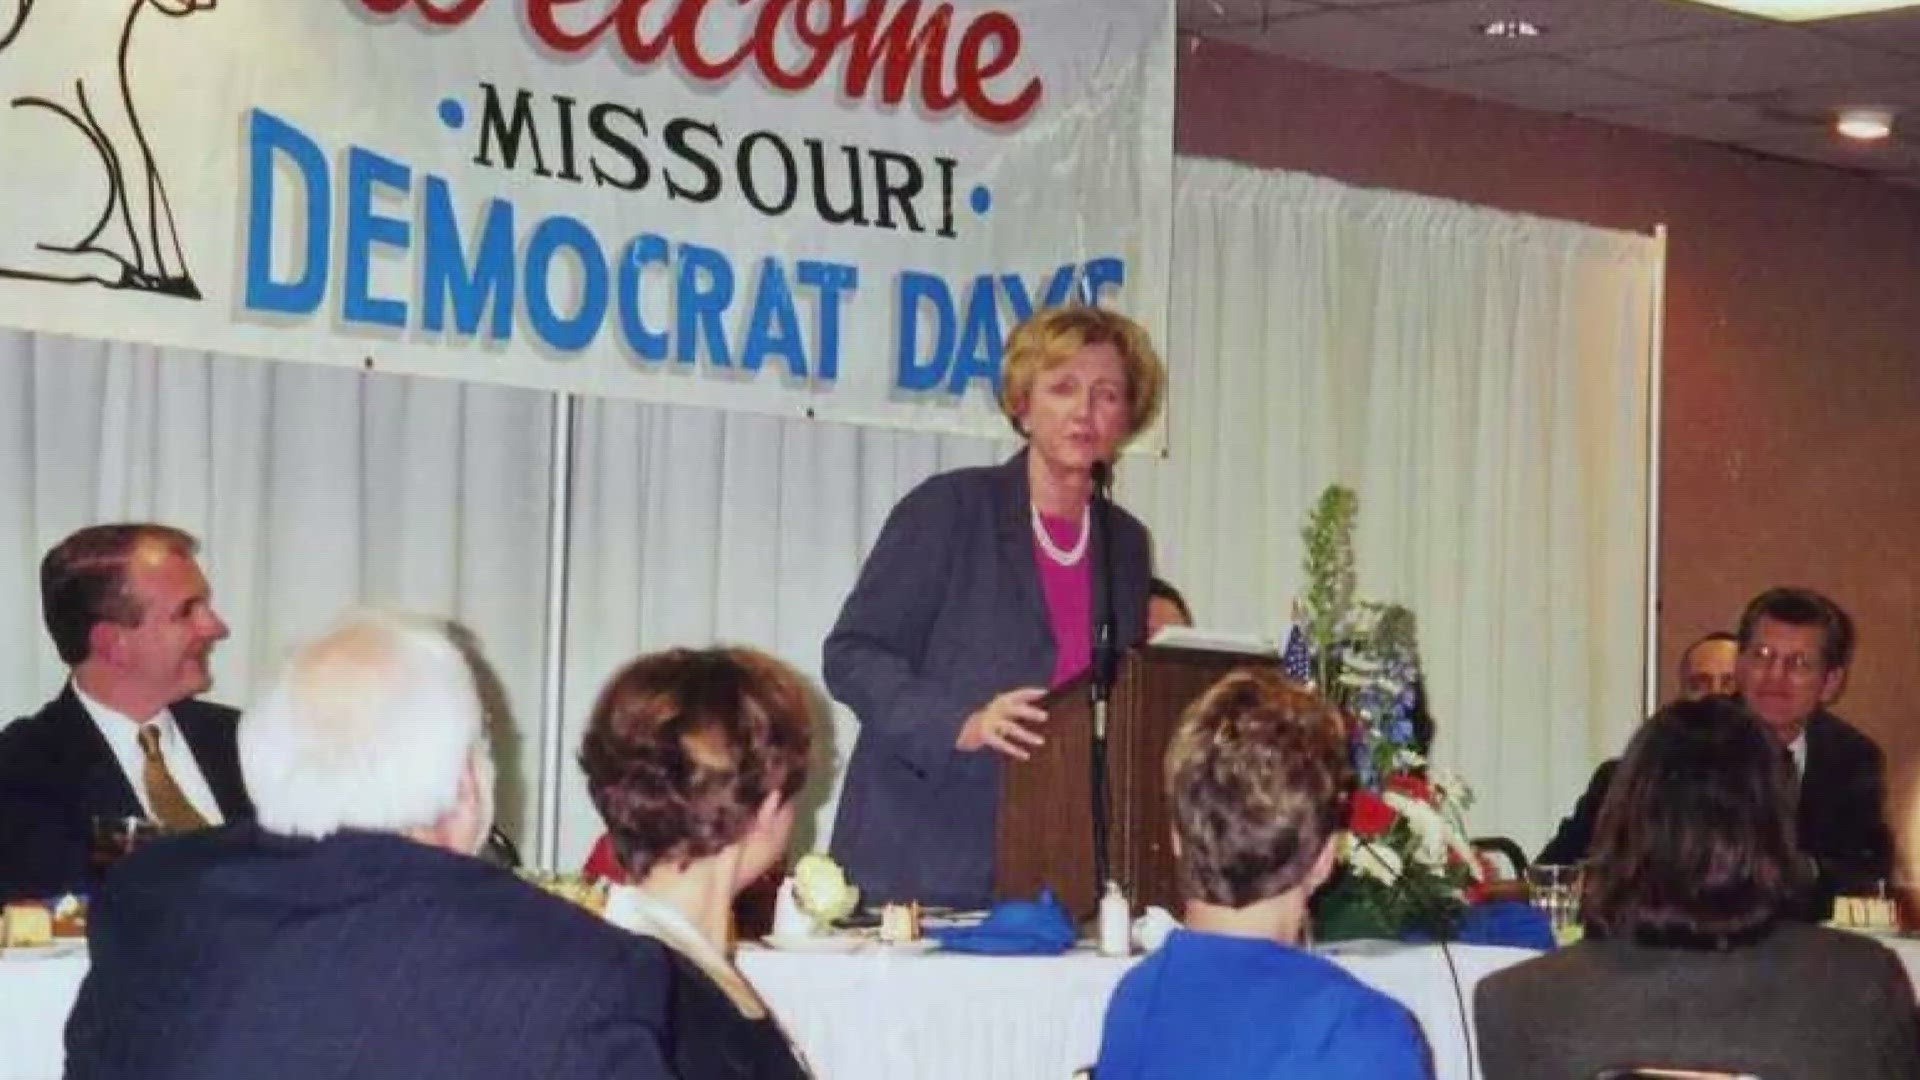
[998,306,1165,442]
[1165,668,1352,908]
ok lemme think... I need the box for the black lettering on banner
[474,83,552,177]
[588,103,652,191]
[663,119,724,203]
[737,131,799,216]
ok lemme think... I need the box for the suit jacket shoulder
[1475,924,1920,1080]
[0,689,135,900]
[0,689,250,901]
[69,826,677,1080]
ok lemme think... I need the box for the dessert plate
[761,934,864,954]
[0,940,85,960]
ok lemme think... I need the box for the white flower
[1383,790,1450,868]
[1343,833,1403,886]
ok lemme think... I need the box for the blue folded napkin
[928,889,1078,955]
[1395,901,1554,950]
[1454,900,1555,950]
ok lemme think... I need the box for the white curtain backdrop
[0,333,555,840]
[1123,161,1659,853]
[0,158,1659,865]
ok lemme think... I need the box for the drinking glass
[1526,862,1580,942]
[89,815,163,884]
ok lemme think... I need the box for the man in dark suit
[66,610,676,1080]
[1537,631,1737,865]
[1734,587,1891,910]
[1537,589,1890,918]
[0,523,250,901]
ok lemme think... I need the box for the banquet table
[738,938,1535,1080]
[10,934,1920,1080]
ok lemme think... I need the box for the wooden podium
[993,644,1280,920]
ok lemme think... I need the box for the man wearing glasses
[1734,587,1892,914]
[1536,589,1891,919]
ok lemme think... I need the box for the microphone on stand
[1089,461,1118,700]
[1088,459,1119,900]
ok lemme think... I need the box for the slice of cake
[879,901,922,944]
[2,901,51,948]
[1834,894,1899,932]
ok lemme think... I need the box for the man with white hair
[66,610,676,1080]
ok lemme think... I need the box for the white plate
[875,938,939,954]
[761,934,865,954]
[0,941,86,960]
[1833,924,1913,940]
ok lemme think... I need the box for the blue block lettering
[895,272,954,392]
[343,147,413,328]
[524,216,608,353]
[676,244,736,366]
[616,234,671,363]
[243,110,330,315]
[421,178,515,341]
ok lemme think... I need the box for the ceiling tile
[1175,0,1316,30]
[1806,6,1920,58]
[1740,127,1920,171]
[1399,57,1688,112]
[1209,9,1523,71]
[1578,26,1920,95]
[1578,95,1799,142]
[1366,0,1754,54]
[1740,81,1920,127]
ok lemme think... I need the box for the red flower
[1385,772,1434,805]
[1350,791,1395,837]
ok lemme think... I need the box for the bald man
[1678,632,1738,700]
[1535,631,1741,866]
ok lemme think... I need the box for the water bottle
[1098,880,1131,957]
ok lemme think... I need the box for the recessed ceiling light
[1836,108,1894,140]
[1678,0,1920,21]
[1480,19,1545,37]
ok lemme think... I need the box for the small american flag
[1281,625,1315,687]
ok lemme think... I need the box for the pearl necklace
[1030,503,1090,566]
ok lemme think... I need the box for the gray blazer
[1474,922,1920,1080]
[824,449,1151,907]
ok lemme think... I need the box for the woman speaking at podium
[823,305,1164,909]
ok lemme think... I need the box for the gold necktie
[137,725,208,832]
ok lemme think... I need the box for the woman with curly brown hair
[579,646,815,1080]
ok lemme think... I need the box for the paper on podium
[1146,626,1278,656]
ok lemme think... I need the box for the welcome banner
[0,0,1173,440]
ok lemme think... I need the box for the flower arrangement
[1291,485,1485,941]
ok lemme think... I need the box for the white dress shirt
[74,683,225,825]
[1790,731,1807,777]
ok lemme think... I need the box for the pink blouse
[1034,512,1093,688]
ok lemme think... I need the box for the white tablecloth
[6,939,1520,1080]
[0,946,88,1080]
[738,940,1535,1080]
[11,934,1920,1080]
